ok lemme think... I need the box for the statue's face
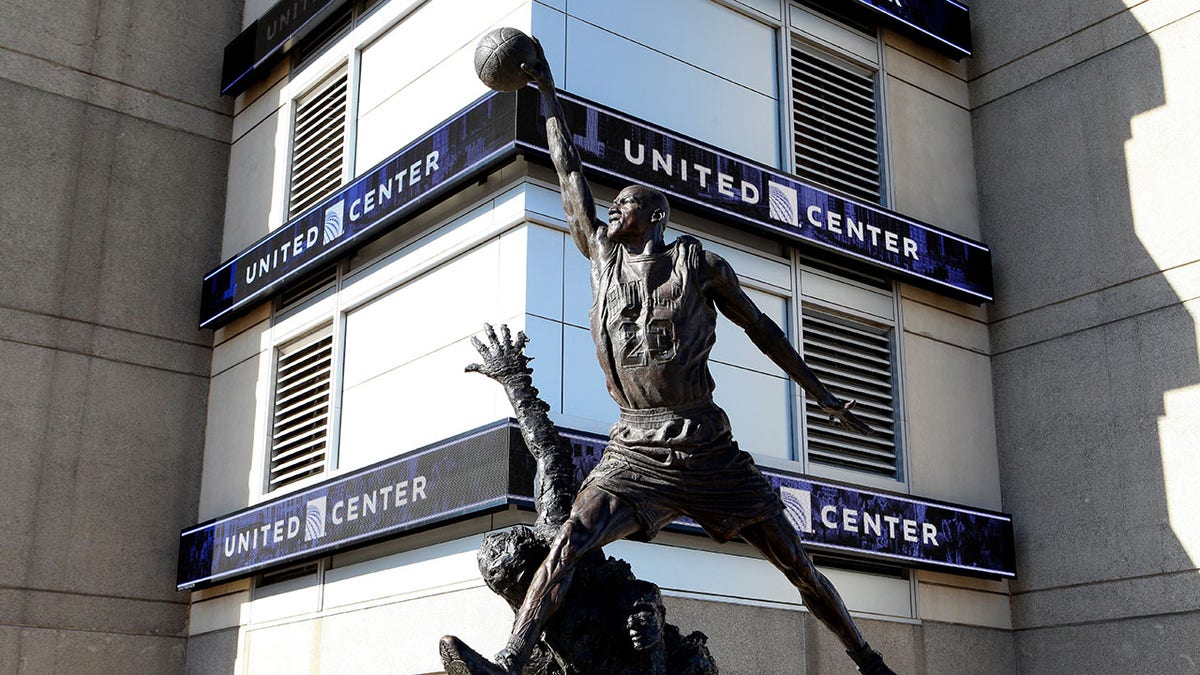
[608,187,664,246]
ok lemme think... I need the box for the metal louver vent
[269,332,333,490]
[802,310,897,477]
[791,47,882,204]
[289,71,348,218]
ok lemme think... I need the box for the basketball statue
[440,28,897,675]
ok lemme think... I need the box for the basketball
[474,27,538,92]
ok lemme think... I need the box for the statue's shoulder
[671,235,706,268]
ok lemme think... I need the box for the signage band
[200,89,992,329]
[178,421,1015,590]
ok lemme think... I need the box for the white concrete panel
[243,620,322,675]
[188,590,250,636]
[900,296,989,355]
[711,362,790,459]
[319,585,513,675]
[223,109,282,258]
[338,336,513,470]
[358,0,530,116]
[250,571,321,624]
[565,17,779,166]
[712,286,788,376]
[199,355,269,520]
[566,0,777,96]
[918,582,1012,630]
[342,241,501,390]
[521,315,565,412]
[525,225,565,321]
[323,535,486,608]
[561,323,618,425]
[904,334,1003,510]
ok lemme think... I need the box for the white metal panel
[525,225,566,321]
[566,0,777,96]
[565,16,779,166]
[711,361,790,460]
[561,237,593,329]
[342,241,501,390]
[522,314,565,413]
[789,3,879,65]
[712,286,789,376]
[801,267,895,321]
[606,539,914,617]
[561,323,618,425]
[357,0,531,116]
[338,335,512,470]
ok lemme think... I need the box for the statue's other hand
[820,398,875,436]
[467,323,532,382]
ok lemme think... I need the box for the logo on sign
[781,486,814,534]
[768,182,799,227]
[323,201,345,245]
[305,497,327,541]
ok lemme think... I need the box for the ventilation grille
[802,310,897,477]
[278,264,338,311]
[791,47,882,204]
[269,332,333,490]
[289,71,348,218]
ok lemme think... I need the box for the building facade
[185,1,1012,673]
[2,0,1197,674]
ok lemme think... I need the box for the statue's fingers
[516,331,529,349]
[465,363,482,373]
[470,335,487,355]
[483,323,499,347]
[499,324,512,349]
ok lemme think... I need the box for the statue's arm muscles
[522,46,604,259]
[705,251,874,435]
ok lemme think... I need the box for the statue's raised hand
[466,323,532,383]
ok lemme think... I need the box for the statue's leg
[739,514,897,674]
[502,488,642,668]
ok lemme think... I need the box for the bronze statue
[446,325,717,674]
[442,34,896,675]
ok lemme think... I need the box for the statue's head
[608,185,670,246]
[478,526,548,605]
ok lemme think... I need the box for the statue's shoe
[848,644,898,675]
[439,635,512,675]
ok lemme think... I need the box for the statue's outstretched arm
[467,324,577,536]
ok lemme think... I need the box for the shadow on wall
[971,0,1200,672]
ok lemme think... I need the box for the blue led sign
[178,421,1015,590]
[221,0,351,96]
[514,89,993,303]
[809,0,971,59]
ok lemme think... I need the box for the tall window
[288,68,349,218]
[268,327,335,491]
[789,2,885,205]
[790,46,882,204]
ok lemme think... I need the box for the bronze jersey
[589,236,717,410]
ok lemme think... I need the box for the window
[797,263,901,482]
[788,2,886,205]
[288,68,349,218]
[268,327,335,491]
